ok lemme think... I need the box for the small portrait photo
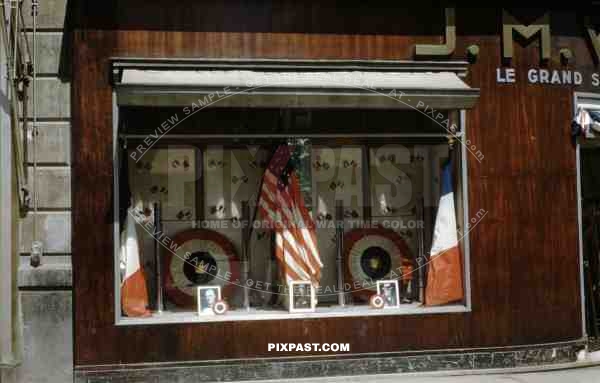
[289,281,316,313]
[376,280,400,309]
[197,286,221,316]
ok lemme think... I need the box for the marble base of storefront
[74,340,586,383]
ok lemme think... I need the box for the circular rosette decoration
[213,300,229,315]
[164,229,240,308]
[369,294,385,309]
[344,228,414,301]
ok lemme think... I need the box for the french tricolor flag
[120,209,151,317]
[425,160,464,306]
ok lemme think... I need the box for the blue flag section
[426,158,464,306]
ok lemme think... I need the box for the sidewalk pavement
[245,363,600,383]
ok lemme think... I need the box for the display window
[574,92,600,337]
[115,108,471,324]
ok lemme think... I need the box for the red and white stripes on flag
[120,210,151,317]
[425,160,464,306]
[257,145,323,286]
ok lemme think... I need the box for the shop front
[71,4,590,382]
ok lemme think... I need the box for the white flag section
[425,161,464,306]
[120,209,151,317]
[257,145,323,286]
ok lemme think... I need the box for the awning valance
[111,59,479,110]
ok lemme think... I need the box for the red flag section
[120,210,151,317]
[425,161,464,306]
[256,145,323,286]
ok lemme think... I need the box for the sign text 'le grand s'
[420,9,600,88]
[495,68,600,87]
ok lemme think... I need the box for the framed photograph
[289,281,316,313]
[197,286,222,316]
[376,280,400,309]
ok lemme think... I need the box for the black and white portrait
[377,280,400,309]
[289,281,315,312]
[197,286,221,315]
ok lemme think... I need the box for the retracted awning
[111,58,479,110]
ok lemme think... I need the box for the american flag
[256,145,323,286]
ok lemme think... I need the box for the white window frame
[573,91,600,339]
[111,94,473,326]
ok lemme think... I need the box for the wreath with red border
[344,227,414,302]
[163,229,240,308]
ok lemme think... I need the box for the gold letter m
[502,10,551,60]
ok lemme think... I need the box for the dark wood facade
[71,3,587,367]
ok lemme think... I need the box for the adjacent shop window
[116,108,469,323]
[574,93,600,337]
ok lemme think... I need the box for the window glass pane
[118,108,466,321]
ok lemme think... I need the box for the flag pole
[246,144,279,241]
[247,138,299,239]
[154,201,164,314]
[335,200,346,307]
[244,143,283,309]
[417,195,425,303]
[241,200,251,311]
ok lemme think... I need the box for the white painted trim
[576,136,586,339]
[113,65,480,110]
[121,69,473,90]
[576,103,600,110]
[116,303,469,326]
[460,109,472,311]
[113,90,122,325]
[574,92,600,102]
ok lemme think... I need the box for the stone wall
[15,1,72,382]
